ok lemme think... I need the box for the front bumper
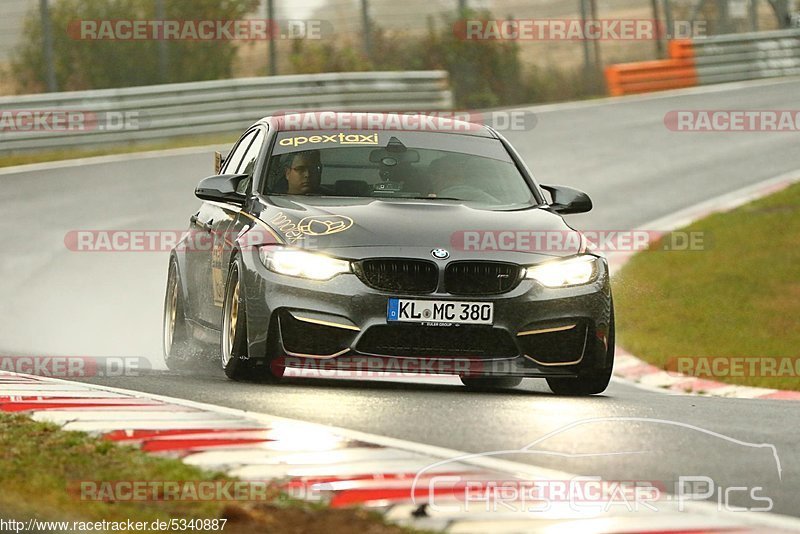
[241,247,613,378]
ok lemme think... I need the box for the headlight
[258,247,351,280]
[524,255,599,287]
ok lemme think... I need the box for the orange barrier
[605,39,696,96]
[668,39,695,59]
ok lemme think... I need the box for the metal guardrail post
[580,0,593,86]
[268,0,277,75]
[652,0,666,57]
[663,0,674,40]
[750,0,760,31]
[155,0,169,83]
[39,0,57,93]
[361,0,372,59]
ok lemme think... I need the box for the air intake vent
[354,259,438,293]
[445,261,523,295]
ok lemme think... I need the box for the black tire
[546,368,613,396]
[258,317,286,383]
[546,306,615,396]
[221,256,285,383]
[221,257,253,380]
[460,376,523,390]
[163,259,193,371]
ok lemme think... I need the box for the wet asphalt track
[2,78,800,516]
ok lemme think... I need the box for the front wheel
[221,258,253,380]
[546,369,613,396]
[221,257,285,382]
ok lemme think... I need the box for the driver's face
[285,154,320,194]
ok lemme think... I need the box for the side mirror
[541,184,592,214]
[195,174,248,205]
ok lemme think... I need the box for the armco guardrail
[0,71,452,154]
[605,28,800,96]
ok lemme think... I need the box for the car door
[186,128,258,328]
[207,126,267,330]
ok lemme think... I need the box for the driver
[284,150,322,195]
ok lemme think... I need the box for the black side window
[236,129,266,176]
[221,130,257,175]
[235,129,266,195]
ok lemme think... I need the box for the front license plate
[387,298,494,325]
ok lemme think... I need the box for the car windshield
[263,130,537,209]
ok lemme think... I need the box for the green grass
[614,182,800,391]
[0,413,417,533]
[0,133,238,168]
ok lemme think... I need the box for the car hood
[254,195,583,260]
